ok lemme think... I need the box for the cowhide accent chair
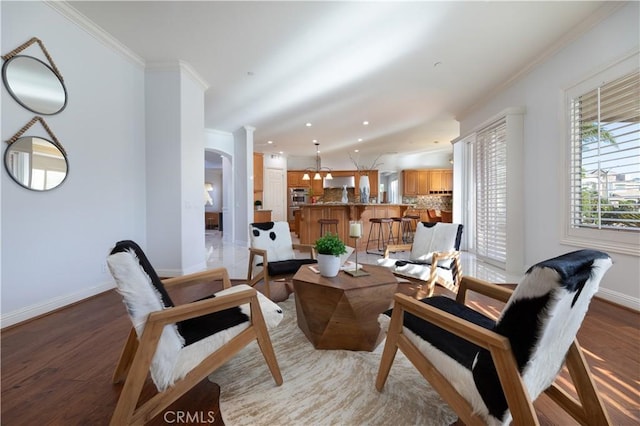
[377,222,463,297]
[248,221,316,299]
[376,249,612,425]
[107,240,283,425]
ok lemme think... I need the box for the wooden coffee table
[292,264,398,351]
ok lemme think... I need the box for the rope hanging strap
[5,116,66,157]
[2,37,64,82]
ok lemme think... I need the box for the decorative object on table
[4,116,68,191]
[345,220,369,277]
[348,152,384,204]
[341,184,348,203]
[359,175,370,203]
[254,200,262,210]
[2,37,67,115]
[314,232,347,277]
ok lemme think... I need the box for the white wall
[1,2,146,325]
[458,2,640,308]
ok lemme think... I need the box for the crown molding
[146,60,209,91]
[45,1,145,68]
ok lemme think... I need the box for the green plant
[314,232,347,256]
[254,200,262,206]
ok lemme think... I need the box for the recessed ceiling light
[354,149,359,153]
[362,121,369,126]
[312,139,318,143]
[279,151,283,154]
[267,140,273,144]
[358,138,363,142]
[306,122,312,127]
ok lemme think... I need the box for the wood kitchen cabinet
[287,171,310,188]
[402,170,419,196]
[253,153,263,192]
[429,169,453,193]
[403,169,452,196]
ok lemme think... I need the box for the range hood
[323,176,355,189]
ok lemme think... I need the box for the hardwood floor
[1,279,638,425]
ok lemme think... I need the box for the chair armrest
[161,267,232,290]
[392,293,510,351]
[147,288,257,326]
[383,244,412,258]
[431,250,459,261]
[292,243,316,259]
[456,276,514,304]
[248,247,268,258]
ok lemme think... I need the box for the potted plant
[254,200,262,210]
[314,232,347,277]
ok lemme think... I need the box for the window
[475,120,507,267]
[564,54,640,255]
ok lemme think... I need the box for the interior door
[264,168,286,221]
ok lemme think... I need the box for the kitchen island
[298,203,413,251]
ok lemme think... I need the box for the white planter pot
[317,253,341,277]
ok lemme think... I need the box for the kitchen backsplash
[403,195,452,210]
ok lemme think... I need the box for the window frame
[561,51,640,256]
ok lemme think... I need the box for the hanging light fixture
[302,142,333,181]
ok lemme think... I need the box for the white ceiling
[68,1,610,159]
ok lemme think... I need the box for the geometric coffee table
[292,264,398,352]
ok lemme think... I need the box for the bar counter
[297,203,413,251]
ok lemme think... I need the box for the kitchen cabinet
[402,170,418,196]
[403,169,452,196]
[429,169,453,193]
[253,153,263,192]
[287,171,309,188]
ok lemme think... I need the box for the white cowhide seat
[376,249,613,425]
[378,222,463,296]
[248,221,316,299]
[107,240,284,425]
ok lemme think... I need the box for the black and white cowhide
[249,221,316,275]
[379,249,612,425]
[107,240,283,391]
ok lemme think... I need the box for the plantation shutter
[475,120,507,266]
[569,70,640,231]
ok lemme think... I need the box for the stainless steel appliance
[289,188,309,221]
[290,188,309,204]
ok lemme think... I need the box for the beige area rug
[208,296,457,426]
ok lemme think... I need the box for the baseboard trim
[0,281,115,329]
[597,287,640,311]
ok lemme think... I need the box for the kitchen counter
[297,203,413,250]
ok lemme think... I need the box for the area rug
[208,296,457,426]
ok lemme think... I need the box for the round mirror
[4,136,68,191]
[2,55,67,115]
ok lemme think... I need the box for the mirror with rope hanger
[2,37,67,115]
[4,117,68,191]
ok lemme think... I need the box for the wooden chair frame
[111,267,282,425]
[376,276,611,425]
[382,243,462,297]
[247,243,315,299]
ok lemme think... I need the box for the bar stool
[318,218,339,236]
[366,218,394,254]
[404,214,420,243]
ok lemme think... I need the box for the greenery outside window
[563,54,640,256]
